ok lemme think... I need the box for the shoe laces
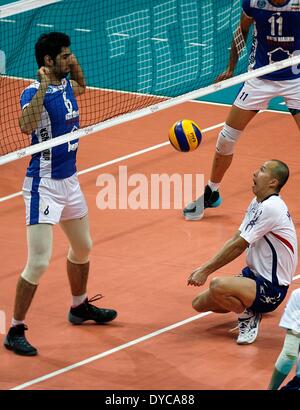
[87,294,103,304]
[85,294,104,312]
[14,324,28,334]
[237,318,252,335]
[13,325,33,347]
[229,316,253,334]
[15,335,32,348]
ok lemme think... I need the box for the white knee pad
[275,332,300,375]
[61,215,92,265]
[21,258,49,285]
[216,124,242,155]
[21,224,52,285]
[67,243,91,265]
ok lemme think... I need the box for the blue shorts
[242,267,289,314]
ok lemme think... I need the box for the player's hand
[37,66,51,87]
[69,53,79,67]
[187,267,209,287]
[215,69,234,83]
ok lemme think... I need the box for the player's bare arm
[187,231,248,286]
[70,54,86,96]
[19,67,51,135]
[216,12,253,82]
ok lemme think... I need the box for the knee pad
[62,216,92,264]
[22,224,53,285]
[275,332,300,374]
[21,257,50,285]
[216,124,242,155]
[67,238,92,265]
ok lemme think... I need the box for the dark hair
[270,159,289,192]
[35,32,71,68]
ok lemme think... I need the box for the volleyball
[169,119,202,152]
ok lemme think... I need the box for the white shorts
[23,173,88,225]
[234,77,300,111]
[279,288,300,334]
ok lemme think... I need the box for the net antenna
[234,24,247,58]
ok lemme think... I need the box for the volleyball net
[1,0,300,165]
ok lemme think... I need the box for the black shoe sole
[68,311,117,325]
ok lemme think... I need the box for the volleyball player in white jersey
[268,287,300,389]
[4,33,117,357]
[184,0,300,221]
[188,160,298,344]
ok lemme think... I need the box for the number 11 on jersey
[268,14,283,36]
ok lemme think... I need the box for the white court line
[193,99,290,115]
[0,122,225,203]
[10,273,300,390]
[10,312,212,390]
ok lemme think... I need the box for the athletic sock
[208,180,220,192]
[72,293,87,308]
[11,318,25,327]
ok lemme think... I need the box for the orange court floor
[0,101,299,390]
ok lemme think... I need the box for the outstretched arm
[188,231,248,286]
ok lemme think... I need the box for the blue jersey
[242,0,300,80]
[20,78,80,179]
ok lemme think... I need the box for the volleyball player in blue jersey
[184,0,300,221]
[4,33,117,356]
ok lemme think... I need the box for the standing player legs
[61,215,117,324]
[210,105,258,184]
[183,104,259,219]
[60,215,92,296]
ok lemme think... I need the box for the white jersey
[279,288,300,333]
[239,194,298,286]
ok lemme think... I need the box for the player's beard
[61,72,69,79]
[54,64,70,80]
[55,71,69,80]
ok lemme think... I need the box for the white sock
[12,318,25,327]
[208,180,220,192]
[72,293,87,308]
